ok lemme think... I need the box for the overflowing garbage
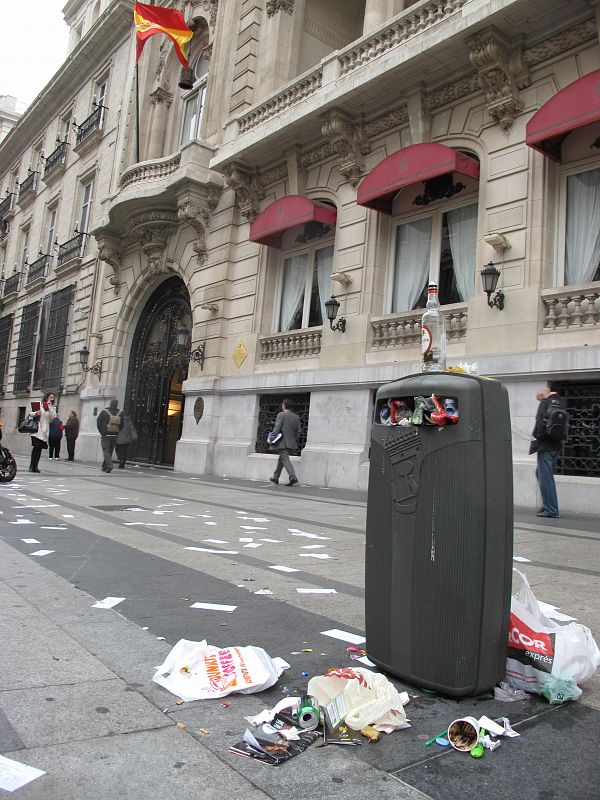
[379,394,459,427]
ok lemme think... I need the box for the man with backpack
[530,384,568,518]
[96,398,123,473]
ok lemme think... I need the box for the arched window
[180,55,209,145]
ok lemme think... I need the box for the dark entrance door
[125,277,191,465]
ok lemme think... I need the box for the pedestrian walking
[65,410,80,461]
[530,384,568,518]
[269,398,300,486]
[96,398,123,473]
[28,392,57,473]
[115,412,138,468]
[48,415,64,460]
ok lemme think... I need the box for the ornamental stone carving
[149,86,173,106]
[178,202,210,263]
[223,162,265,221]
[266,0,294,17]
[320,108,371,186]
[127,210,178,275]
[96,235,122,293]
[466,27,530,131]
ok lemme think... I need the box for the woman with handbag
[28,392,57,473]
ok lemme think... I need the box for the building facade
[1,0,599,513]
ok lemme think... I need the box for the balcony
[369,305,468,350]
[17,172,38,207]
[26,254,50,288]
[120,153,182,191]
[541,284,600,330]
[3,273,21,299]
[73,106,104,153]
[56,232,85,272]
[258,327,322,361]
[43,141,68,184]
[0,193,15,221]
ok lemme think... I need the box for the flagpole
[135,62,140,164]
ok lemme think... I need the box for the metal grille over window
[0,315,14,394]
[75,105,104,146]
[17,171,38,202]
[57,232,85,266]
[43,141,68,177]
[554,382,600,478]
[3,273,20,296]
[255,393,310,455]
[13,302,39,393]
[33,286,74,389]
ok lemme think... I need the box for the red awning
[526,69,600,161]
[356,143,480,214]
[249,195,337,247]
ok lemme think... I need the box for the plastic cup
[447,717,480,752]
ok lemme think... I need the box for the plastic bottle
[421,283,446,373]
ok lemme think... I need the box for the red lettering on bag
[508,613,554,656]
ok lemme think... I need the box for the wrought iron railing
[26,254,50,284]
[3,273,20,296]
[43,141,68,177]
[258,327,322,360]
[75,106,104,146]
[370,305,468,349]
[0,193,14,219]
[57,232,85,266]
[17,172,38,202]
[554,381,600,477]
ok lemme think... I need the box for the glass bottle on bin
[421,282,446,372]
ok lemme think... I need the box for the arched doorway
[125,277,191,465]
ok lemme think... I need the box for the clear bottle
[421,282,446,372]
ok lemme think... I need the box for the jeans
[273,449,297,481]
[536,449,560,517]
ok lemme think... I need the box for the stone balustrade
[120,153,182,190]
[370,306,467,349]
[238,71,323,135]
[258,328,322,361]
[541,285,600,330]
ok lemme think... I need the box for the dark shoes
[287,478,299,486]
[28,467,41,473]
[269,477,279,485]
[118,464,125,469]
[536,511,559,518]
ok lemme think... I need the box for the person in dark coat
[115,413,138,468]
[269,398,301,486]
[96,398,123,473]
[530,384,567,518]
[48,416,64,460]
[64,410,80,461]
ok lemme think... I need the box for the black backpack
[545,399,568,441]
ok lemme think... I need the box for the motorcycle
[0,441,17,482]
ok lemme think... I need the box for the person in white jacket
[29,391,57,473]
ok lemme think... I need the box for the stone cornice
[0,0,133,167]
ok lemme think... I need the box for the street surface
[0,455,599,799]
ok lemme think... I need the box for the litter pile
[379,394,459,427]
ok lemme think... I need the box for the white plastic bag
[153,639,290,702]
[307,667,408,731]
[506,570,600,697]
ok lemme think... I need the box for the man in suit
[530,384,567,518]
[269,398,300,486]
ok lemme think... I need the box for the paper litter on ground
[299,553,332,560]
[254,589,274,595]
[244,543,263,548]
[184,547,239,554]
[203,539,228,544]
[321,629,366,645]
[21,539,40,544]
[40,526,67,531]
[288,529,330,540]
[92,597,126,609]
[260,538,281,543]
[0,755,46,792]
[296,588,337,594]
[9,519,34,525]
[239,526,267,531]
[203,521,217,526]
[357,655,377,667]
[190,602,237,612]
[301,544,326,549]
[29,550,54,557]
[513,556,531,563]
[268,565,300,573]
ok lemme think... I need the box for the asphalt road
[0,456,599,799]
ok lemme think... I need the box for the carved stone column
[147,87,173,160]
[127,210,178,275]
[466,27,530,131]
[320,108,371,186]
[223,162,265,221]
[266,0,295,15]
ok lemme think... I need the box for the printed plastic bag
[153,639,290,702]
[505,570,600,701]
[307,667,408,731]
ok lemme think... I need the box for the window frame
[386,192,479,313]
[556,159,600,289]
[44,205,58,255]
[274,238,335,333]
[179,56,209,146]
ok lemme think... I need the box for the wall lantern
[79,345,102,378]
[324,295,347,333]
[177,323,206,370]
[480,262,505,311]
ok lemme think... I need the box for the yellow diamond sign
[232,342,248,369]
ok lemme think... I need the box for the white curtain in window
[446,204,478,302]
[392,218,432,312]
[315,245,334,321]
[565,169,600,285]
[280,254,307,331]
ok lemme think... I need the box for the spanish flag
[134,2,193,67]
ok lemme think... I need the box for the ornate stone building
[1,0,600,513]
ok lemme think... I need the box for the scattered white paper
[288,529,330,540]
[12,504,59,509]
[299,553,332,560]
[197,514,213,518]
[296,588,337,594]
[538,601,577,622]
[178,515,194,519]
[357,655,376,667]
[243,543,263,549]
[301,544,326,549]
[125,507,145,512]
[123,522,146,526]
[9,519,34,525]
[239,526,267,531]
[40,526,67,531]
[203,539,228,544]
[21,538,40,544]
[268,565,300,573]
[260,538,281,543]
[0,755,46,792]
[321,629,366,645]
[145,523,168,527]
[190,602,237,612]
[152,510,172,515]
[29,550,54,557]
[184,547,239,554]
[203,521,217,526]
[240,517,270,522]
[157,636,165,640]
[513,556,531,563]
[254,589,274,595]
[239,537,253,542]
[62,515,74,518]
[92,597,126,609]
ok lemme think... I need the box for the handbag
[18,416,39,434]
